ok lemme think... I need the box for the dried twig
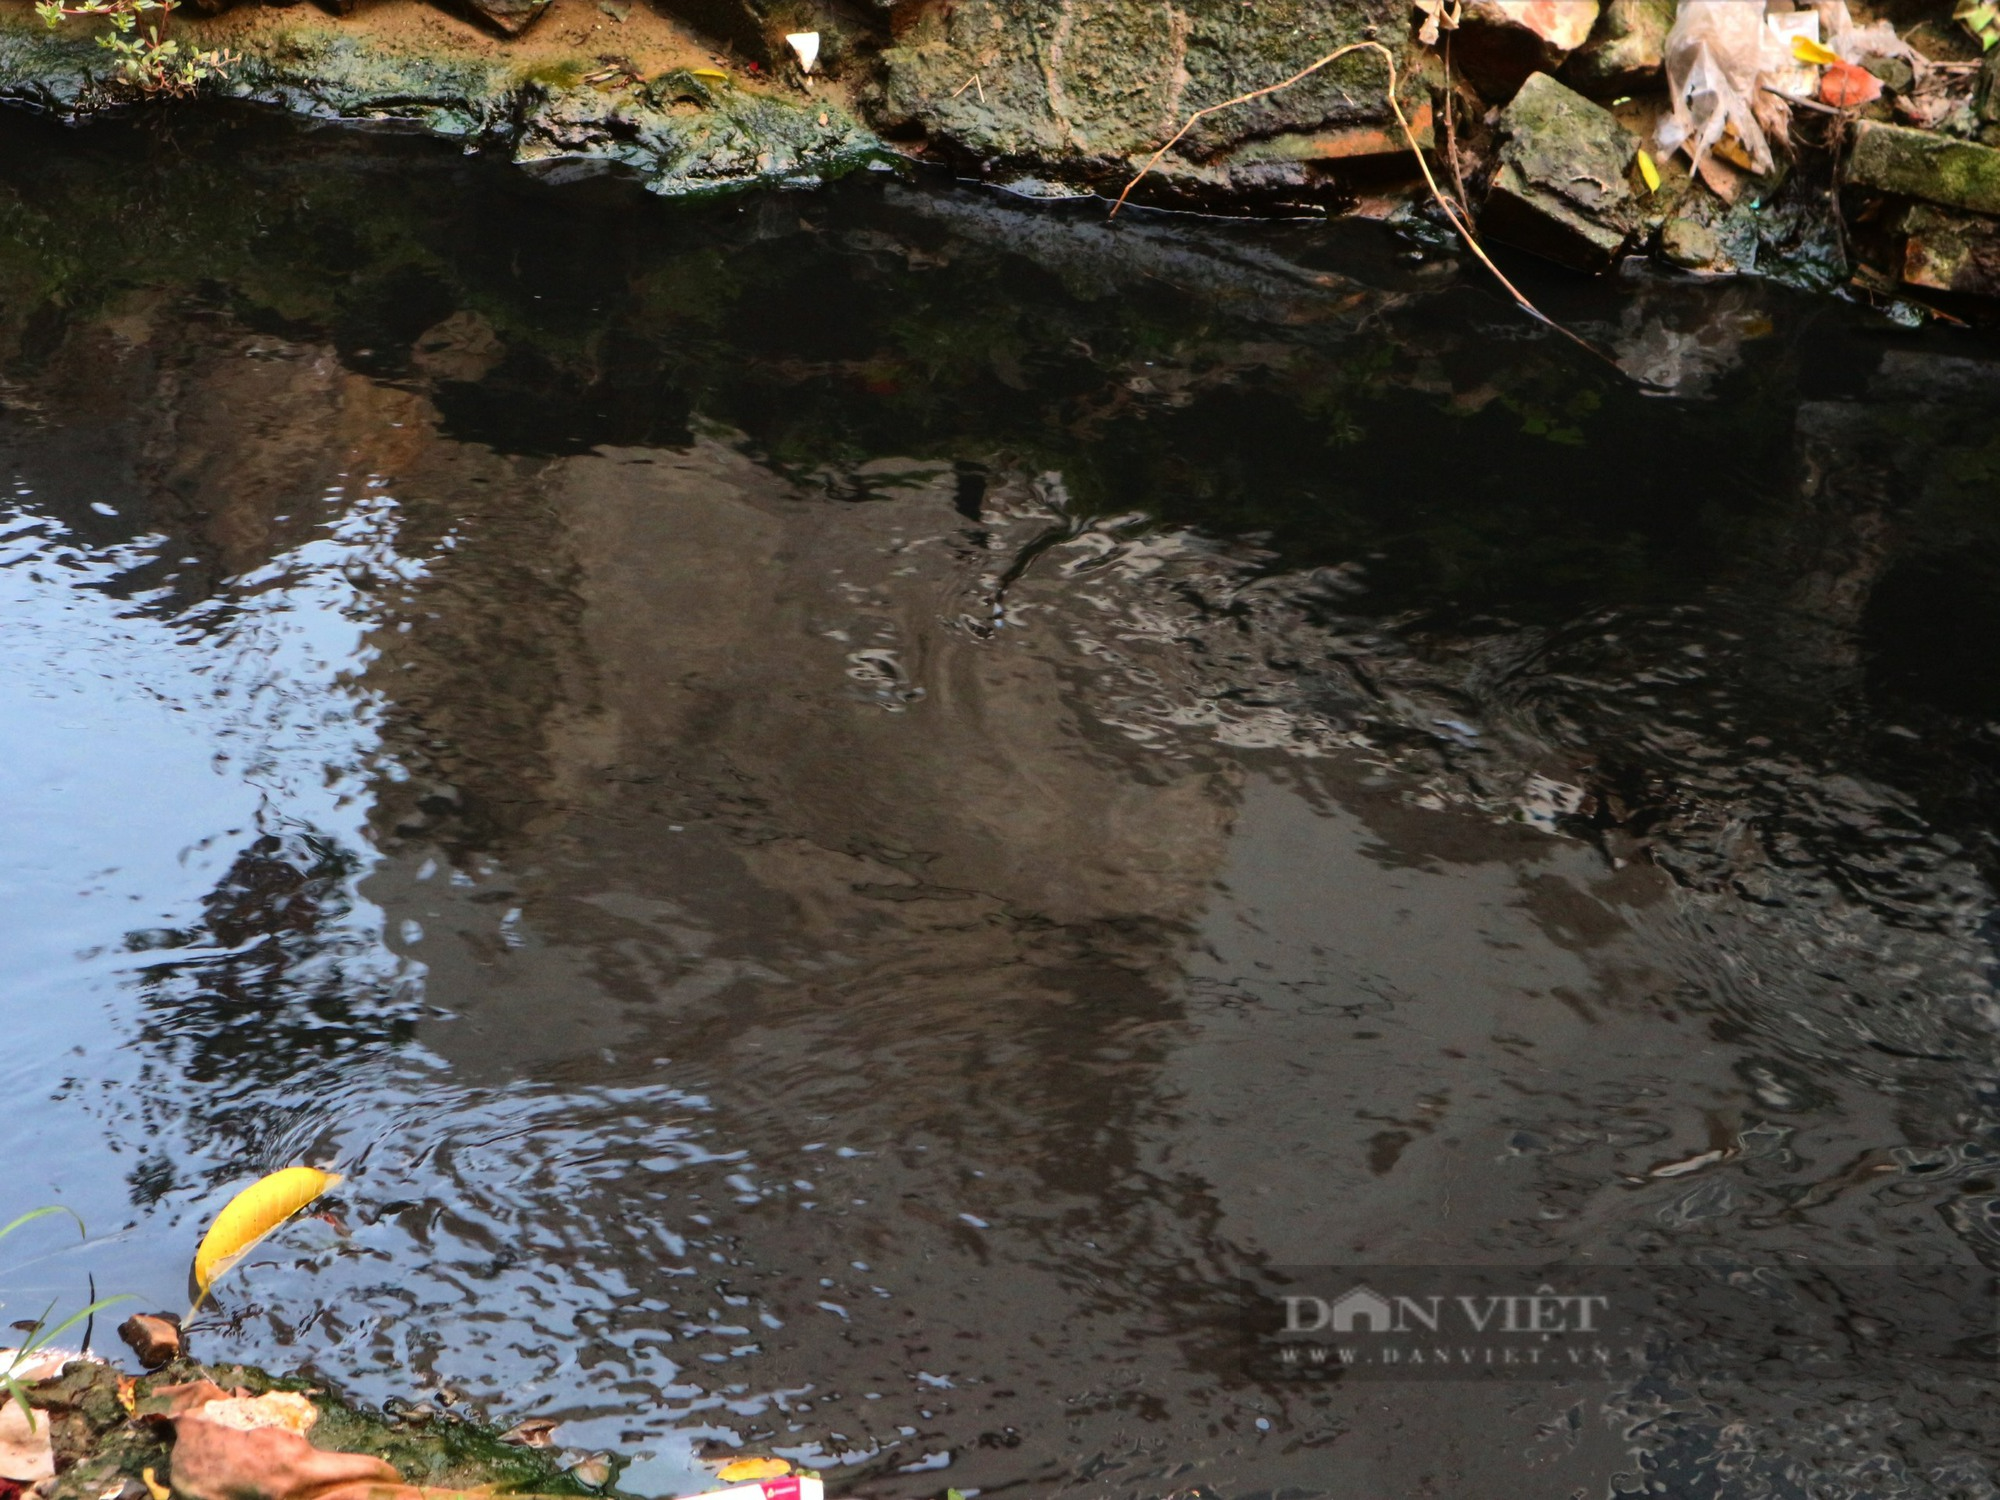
[1442,31,1470,217]
[1826,108,1853,276]
[1108,39,1616,368]
[1765,83,1843,116]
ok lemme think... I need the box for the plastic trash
[686,1479,824,1500]
[1659,0,1779,175]
[1764,8,1822,97]
[1659,0,1923,177]
[1814,0,1919,65]
[784,32,820,74]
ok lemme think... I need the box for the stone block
[446,0,553,37]
[1565,0,1673,99]
[1479,70,1636,269]
[1846,120,2000,216]
[1902,203,2000,297]
[1453,0,1600,103]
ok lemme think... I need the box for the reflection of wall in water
[359,428,1244,1086]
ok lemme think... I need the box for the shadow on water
[2,103,2000,1500]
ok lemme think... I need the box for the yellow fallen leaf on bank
[1636,149,1661,193]
[691,68,729,82]
[715,1458,792,1482]
[141,1466,170,1500]
[192,1167,343,1303]
[1791,34,1840,65]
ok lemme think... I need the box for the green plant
[0,1207,132,1430]
[34,0,238,96]
[1957,0,2000,50]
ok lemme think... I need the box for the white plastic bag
[1658,0,1777,175]
[1814,0,1919,64]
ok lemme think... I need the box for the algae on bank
[3,0,2000,320]
[0,0,880,198]
[17,1356,599,1500]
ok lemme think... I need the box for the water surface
[4,107,2000,1500]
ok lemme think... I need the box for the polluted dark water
[5,105,2000,1500]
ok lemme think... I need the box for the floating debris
[191,1168,343,1308]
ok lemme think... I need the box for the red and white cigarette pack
[683,1478,824,1500]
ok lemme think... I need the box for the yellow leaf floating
[715,1459,792,1482]
[1636,149,1661,194]
[1791,34,1841,65]
[192,1167,343,1299]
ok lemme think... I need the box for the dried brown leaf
[0,1398,52,1484]
[169,1419,399,1500]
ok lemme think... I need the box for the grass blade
[0,1207,85,1246]
[20,1296,133,1356]
[2,1372,37,1433]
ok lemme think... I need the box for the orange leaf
[1820,59,1883,107]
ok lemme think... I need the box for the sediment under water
[3,106,2000,1500]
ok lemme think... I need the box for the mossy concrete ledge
[873,0,1427,197]
[0,1,882,198]
[1847,120,2000,218]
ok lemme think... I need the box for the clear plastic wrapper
[1659,0,1779,174]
